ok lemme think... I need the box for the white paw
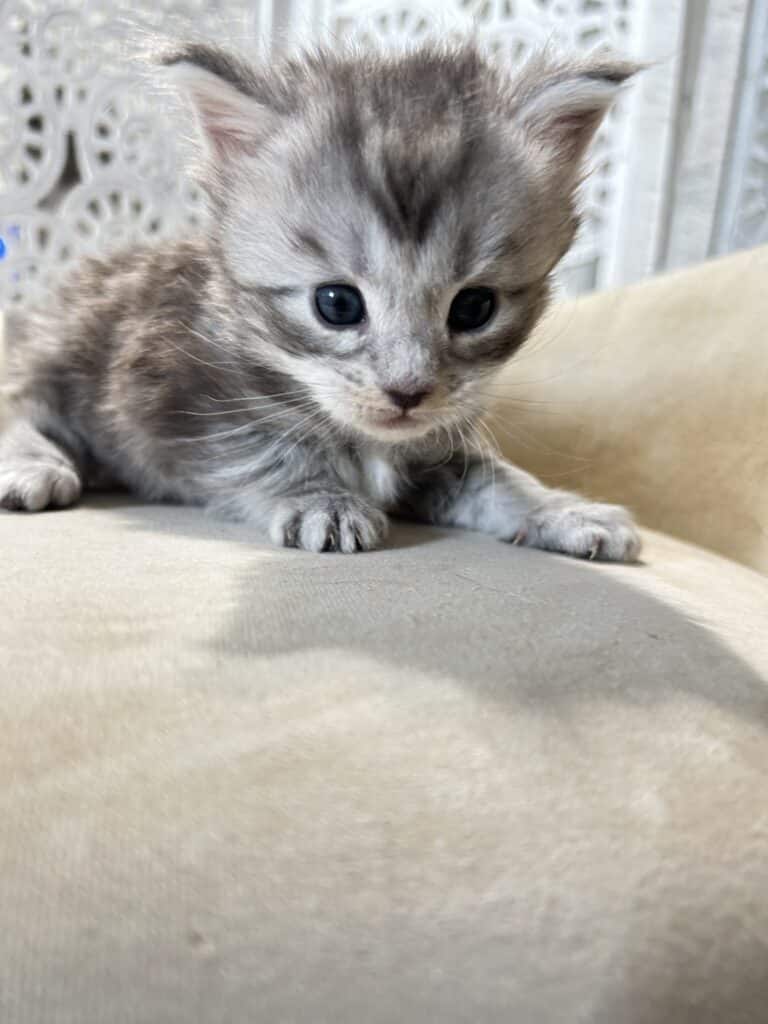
[511,500,642,563]
[0,461,81,512]
[270,494,389,553]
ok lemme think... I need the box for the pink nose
[384,387,432,412]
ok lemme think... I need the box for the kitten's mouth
[358,408,434,442]
[375,412,413,428]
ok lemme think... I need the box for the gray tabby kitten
[0,40,642,559]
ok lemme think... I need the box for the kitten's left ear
[160,43,275,161]
[511,51,641,166]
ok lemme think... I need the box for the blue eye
[448,287,496,332]
[315,284,366,327]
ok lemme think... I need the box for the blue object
[0,225,22,263]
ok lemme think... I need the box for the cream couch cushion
[494,245,768,573]
[0,501,767,1023]
[1,249,767,1022]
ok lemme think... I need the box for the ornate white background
[0,0,764,309]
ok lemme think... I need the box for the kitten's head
[163,41,637,444]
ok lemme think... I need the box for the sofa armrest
[492,245,768,573]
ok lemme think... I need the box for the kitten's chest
[337,450,402,509]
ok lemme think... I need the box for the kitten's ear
[160,44,273,160]
[511,51,641,166]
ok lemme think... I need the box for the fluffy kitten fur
[0,40,642,559]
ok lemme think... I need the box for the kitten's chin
[361,421,434,444]
[342,410,437,444]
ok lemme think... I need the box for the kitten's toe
[509,501,641,563]
[270,495,388,553]
[298,508,339,553]
[337,502,388,553]
[0,462,81,512]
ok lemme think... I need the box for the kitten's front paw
[509,500,641,563]
[0,461,81,512]
[270,493,389,553]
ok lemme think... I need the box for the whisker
[180,322,244,360]
[199,408,331,476]
[279,409,333,465]
[491,324,623,389]
[503,303,580,366]
[468,415,493,495]
[174,401,320,444]
[470,391,573,410]
[483,409,591,463]
[432,423,457,471]
[478,416,501,461]
[173,398,318,419]
[202,389,313,405]
[175,421,265,444]
[455,419,472,494]
[163,338,242,375]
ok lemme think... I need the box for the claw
[588,541,601,561]
[322,523,340,552]
[512,528,527,546]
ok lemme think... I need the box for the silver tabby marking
[0,40,641,559]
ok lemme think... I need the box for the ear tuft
[160,43,271,161]
[512,50,642,166]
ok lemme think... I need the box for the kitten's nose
[384,387,432,412]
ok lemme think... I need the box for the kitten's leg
[404,454,641,562]
[0,418,82,512]
[211,486,389,554]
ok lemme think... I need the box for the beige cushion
[1,500,767,1023]
[1,249,768,1021]
[494,244,768,573]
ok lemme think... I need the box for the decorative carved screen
[0,0,763,310]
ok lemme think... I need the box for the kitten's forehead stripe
[375,139,470,247]
[327,54,490,251]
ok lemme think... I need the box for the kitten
[0,40,642,560]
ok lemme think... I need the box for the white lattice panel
[713,0,768,256]
[0,0,270,307]
[2,0,765,311]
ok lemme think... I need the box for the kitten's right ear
[160,44,273,161]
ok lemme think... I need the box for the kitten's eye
[447,287,496,332]
[315,284,366,327]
